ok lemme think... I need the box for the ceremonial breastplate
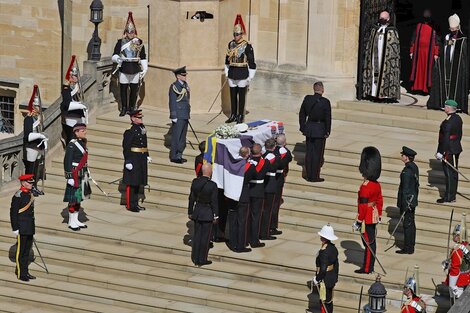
[121,38,141,59]
[227,41,248,67]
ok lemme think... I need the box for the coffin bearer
[353,147,383,274]
[122,109,150,212]
[260,138,279,241]
[63,123,91,231]
[112,11,148,116]
[23,85,47,184]
[224,14,256,124]
[401,275,427,313]
[61,55,88,144]
[308,224,339,313]
[299,81,331,182]
[169,66,190,164]
[396,146,419,255]
[188,164,219,266]
[10,174,37,282]
[435,100,463,203]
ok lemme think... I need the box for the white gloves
[67,179,75,186]
[248,68,256,81]
[38,137,49,150]
[147,156,152,163]
[13,230,19,236]
[224,65,229,77]
[436,152,444,160]
[112,54,122,65]
[140,59,148,79]
[452,287,464,298]
[171,118,177,123]
[125,163,133,170]
[312,276,319,285]
[28,132,46,142]
[69,101,87,111]
[352,221,362,231]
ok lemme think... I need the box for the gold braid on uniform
[226,40,248,66]
[172,84,187,102]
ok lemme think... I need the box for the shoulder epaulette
[14,190,22,198]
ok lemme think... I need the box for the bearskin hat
[359,146,381,181]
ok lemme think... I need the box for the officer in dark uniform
[188,164,219,266]
[169,66,191,163]
[272,134,292,236]
[396,146,419,255]
[435,99,463,203]
[308,224,339,313]
[299,81,331,182]
[10,174,37,282]
[224,14,256,124]
[122,109,150,212]
[112,11,148,116]
[260,138,279,240]
[248,143,268,248]
[63,123,90,231]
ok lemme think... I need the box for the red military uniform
[401,296,426,313]
[446,241,470,287]
[356,180,383,273]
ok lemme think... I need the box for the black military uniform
[437,100,463,203]
[299,92,331,182]
[169,66,191,163]
[122,110,149,212]
[272,145,292,235]
[396,146,419,255]
[248,155,269,248]
[260,149,279,240]
[195,153,204,177]
[10,174,36,282]
[188,175,219,266]
[229,161,256,252]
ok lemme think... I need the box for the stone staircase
[1,100,469,312]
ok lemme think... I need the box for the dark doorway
[356,0,470,98]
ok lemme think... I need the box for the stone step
[0,301,67,313]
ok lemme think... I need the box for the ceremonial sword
[385,195,414,247]
[353,226,387,275]
[443,159,470,182]
[207,79,228,113]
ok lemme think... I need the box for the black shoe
[407,250,415,255]
[78,224,88,229]
[436,198,448,203]
[214,237,227,243]
[119,110,126,117]
[26,274,36,280]
[396,249,408,254]
[250,242,265,248]
[236,115,245,124]
[181,158,188,163]
[137,205,146,211]
[127,207,140,213]
[270,229,282,235]
[209,242,214,248]
[198,260,212,266]
[18,276,29,282]
[170,159,184,164]
[235,247,252,253]
[308,178,325,182]
[68,226,80,231]
[225,114,236,123]
[260,236,277,241]
[354,268,371,274]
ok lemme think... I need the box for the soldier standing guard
[112,11,148,116]
[224,14,256,124]
[308,224,339,313]
[401,275,427,313]
[122,109,151,212]
[169,66,190,164]
[61,55,88,144]
[10,174,37,282]
[23,85,48,183]
[435,100,463,203]
[396,146,419,255]
[63,123,91,231]
[353,146,383,274]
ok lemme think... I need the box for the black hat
[401,146,417,157]
[73,123,87,132]
[128,109,143,118]
[173,66,187,76]
[359,146,382,181]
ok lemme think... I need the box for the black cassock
[427,33,469,114]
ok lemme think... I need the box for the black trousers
[361,224,376,273]
[321,287,334,313]
[16,234,33,279]
[120,83,139,112]
[307,285,334,313]
[229,86,247,116]
[191,220,213,265]
[305,137,326,180]
[401,207,416,253]
[126,185,140,209]
[228,201,250,250]
[442,154,459,201]
[271,185,284,230]
[248,197,263,245]
[260,193,276,239]
[170,119,188,160]
[62,123,74,145]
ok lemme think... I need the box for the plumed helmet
[233,14,246,36]
[65,55,79,81]
[404,276,417,294]
[359,146,382,181]
[124,11,137,35]
[449,13,460,28]
[27,85,40,113]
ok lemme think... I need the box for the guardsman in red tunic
[401,276,426,313]
[10,174,37,282]
[353,146,383,274]
[443,216,470,300]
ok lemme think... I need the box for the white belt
[276,170,284,173]
[266,172,276,177]
[249,179,264,184]
[72,162,79,166]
